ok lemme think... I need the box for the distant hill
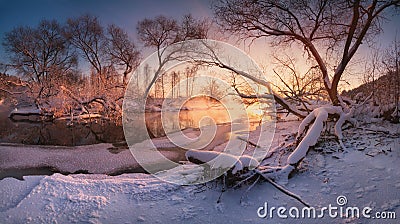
[342,71,399,105]
[342,71,399,121]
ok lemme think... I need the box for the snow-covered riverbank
[0,120,399,223]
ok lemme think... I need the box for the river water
[0,104,262,146]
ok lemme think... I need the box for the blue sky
[0,0,212,58]
[0,0,399,57]
[0,0,212,35]
[0,0,399,89]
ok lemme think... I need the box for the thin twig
[259,173,310,207]
[217,174,226,203]
[240,175,260,204]
[232,172,257,189]
[0,88,23,94]
[237,136,262,148]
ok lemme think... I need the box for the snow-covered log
[186,150,242,174]
[8,106,54,121]
[288,106,352,165]
[185,150,260,174]
[238,155,259,169]
[287,108,328,165]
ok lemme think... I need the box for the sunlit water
[0,105,264,146]
[0,103,268,179]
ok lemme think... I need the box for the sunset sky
[0,0,399,90]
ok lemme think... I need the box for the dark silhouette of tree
[137,15,179,51]
[185,66,198,97]
[171,71,181,98]
[65,14,106,86]
[137,14,209,98]
[106,24,140,86]
[179,14,209,41]
[383,37,400,122]
[3,19,77,99]
[214,0,400,106]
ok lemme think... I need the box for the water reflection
[0,117,125,146]
[0,106,264,146]
[145,109,231,137]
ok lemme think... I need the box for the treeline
[4,15,139,95]
[1,14,208,118]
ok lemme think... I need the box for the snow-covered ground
[0,119,399,223]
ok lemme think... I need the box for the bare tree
[65,14,106,87]
[106,24,140,86]
[362,47,381,104]
[214,0,400,106]
[198,0,400,184]
[272,54,327,110]
[3,19,77,100]
[383,37,400,122]
[63,15,141,117]
[137,14,209,97]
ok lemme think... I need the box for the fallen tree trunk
[233,87,308,118]
[60,85,122,117]
[8,107,54,121]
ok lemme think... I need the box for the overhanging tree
[214,0,400,107]
[181,0,400,182]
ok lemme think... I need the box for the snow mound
[156,164,205,185]
[288,106,352,165]
[186,150,243,174]
[185,150,260,174]
[0,120,399,223]
[0,173,180,223]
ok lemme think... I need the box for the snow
[1,118,399,223]
[0,142,185,176]
[8,107,44,120]
[238,155,259,169]
[185,149,243,174]
[0,127,209,178]
[288,107,329,164]
[288,106,354,164]
[156,164,206,185]
[185,150,261,175]
[0,173,181,223]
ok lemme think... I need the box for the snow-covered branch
[288,106,353,165]
[232,86,308,118]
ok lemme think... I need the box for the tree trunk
[327,86,340,106]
